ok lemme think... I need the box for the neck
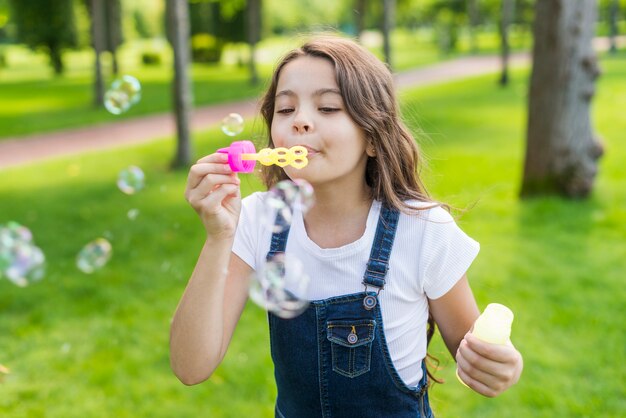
[306,182,372,222]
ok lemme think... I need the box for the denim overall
[266,204,433,418]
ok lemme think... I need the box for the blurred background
[0,0,624,417]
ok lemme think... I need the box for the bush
[140,51,161,66]
[191,33,223,64]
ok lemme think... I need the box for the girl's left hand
[456,333,523,397]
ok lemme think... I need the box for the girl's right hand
[185,152,241,239]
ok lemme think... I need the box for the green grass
[1,53,625,417]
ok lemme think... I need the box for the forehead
[276,55,338,92]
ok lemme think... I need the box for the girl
[170,36,523,417]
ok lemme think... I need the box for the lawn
[0,52,624,417]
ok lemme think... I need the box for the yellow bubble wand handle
[242,145,308,169]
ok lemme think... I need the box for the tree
[498,0,515,86]
[382,0,395,69]
[246,0,262,85]
[521,0,603,198]
[88,0,105,106]
[354,0,366,39]
[103,0,123,75]
[467,0,479,53]
[608,0,619,53]
[167,0,194,168]
[9,0,77,75]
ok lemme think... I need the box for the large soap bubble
[117,166,145,195]
[104,75,142,115]
[76,238,112,274]
[261,179,315,234]
[221,113,244,136]
[249,253,310,319]
[0,222,46,287]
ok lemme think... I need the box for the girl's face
[271,56,373,190]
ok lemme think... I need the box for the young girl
[170,36,523,417]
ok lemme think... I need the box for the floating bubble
[0,222,46,287]
[127,208,140,220]
[249,253,310,319]
[117,166,145,195]
[0,363,9,383]
[104,75,142,115]
[76,238,112,274]
[261,179,315,233]
[221,113,244,136]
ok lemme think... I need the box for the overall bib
[266,205,434,418]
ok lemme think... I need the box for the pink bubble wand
[217,140,308,173]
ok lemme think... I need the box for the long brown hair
[259,35,444,384]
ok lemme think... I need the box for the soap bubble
[117,166,145,195]
[104,75,142,115]
[221,113,244,136]
[249,253,310,319]
[0,222,46,287]
[76,238,112,274]
[127,208,140,220]
[0,363,9,383]
[261,179,315,233]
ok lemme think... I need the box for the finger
[198,183,240,211]
[187,173,239,205]
[187,162,233,189]
[457,339,504,377]
[456,343,501,386]
[456,366,499,398]
[464,333,518,363]
[196,152,229,164]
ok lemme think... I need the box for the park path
[0,35,620,170]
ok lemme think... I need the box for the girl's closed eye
[276,108,294,114]
[319,106,341,113]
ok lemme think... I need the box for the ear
[366,143,376,157]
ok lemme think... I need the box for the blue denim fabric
[266,205,434,418]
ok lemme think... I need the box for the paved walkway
[1,35,621,170]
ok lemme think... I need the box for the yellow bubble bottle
[456,303,514,387]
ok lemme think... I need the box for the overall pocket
[326,319,376,378]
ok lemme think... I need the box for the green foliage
[8,0,77,74]
[191,33,223,63]
[0,53,625,417]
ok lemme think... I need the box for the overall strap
[362,204,400,291]
[266,213,291,261]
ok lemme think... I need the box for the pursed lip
[298,145,320,156]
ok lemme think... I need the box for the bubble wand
[217,140,308,173]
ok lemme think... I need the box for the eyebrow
[275,88,342,99]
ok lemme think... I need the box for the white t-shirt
[233,192,480,387]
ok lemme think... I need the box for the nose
[292,109,313,134]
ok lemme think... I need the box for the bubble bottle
[457,303,514,387]
[217,140,308,173]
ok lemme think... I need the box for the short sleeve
[232,192,263,270]
[420,207,480,300]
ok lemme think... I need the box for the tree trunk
[167,0,194,168]
[90,0,105,106]
[521,0,603,198]
[49,43,64,75]
[382,0,395,70]
[355,0,366,40]
[608,0,619,54]
[246,0,261,86]
[467,0,479,54]
[499,0,515,86]
[104,0,122,75]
